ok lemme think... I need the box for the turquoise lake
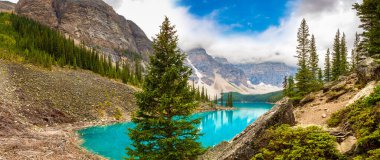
[78,102,273,160]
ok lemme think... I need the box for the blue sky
[7,0,361,66]
[177,0,290,33]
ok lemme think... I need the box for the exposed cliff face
[187,48,247,86]
[236,62,297,87]
[201,98,295,160]
[15,0,153,61]
[0,1,15,13]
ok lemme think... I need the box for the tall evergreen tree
[354,0,380,57]
[324,48,331,82]
[351,33,361,71]
[220,90,224,106]
[309,35,319,78]
[340,33,348,74]
[283,76,288,94]
[332,30,341,80]
[287,76,295,97]
[295,19,313,95]
[127,17,204,159]
[318,68,323,84]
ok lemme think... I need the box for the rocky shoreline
[200,98,295,160]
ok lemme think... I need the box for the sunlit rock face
[16,0,153,61]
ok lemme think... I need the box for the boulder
[200,98,295,160]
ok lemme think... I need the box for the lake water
[78,102,273,160]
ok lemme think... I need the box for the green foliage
[351,33,361,71]
[295,19,321,96]
[0,13,142,85]
[224,92,233,107]
[309,35,319,77]
[354,0,380,57]
[252,125,344,160]
[328,84,380,158]
[340,33,349,74]
[126,17,205,159]
[324,48,332,82]
[222,91,283,103]
[284,76,296,98]
[332,30,342,81]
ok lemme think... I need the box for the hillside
[0,11,139,159]
[15,0,153,62]
[202,54,380,159]
[0,59,138,159]
[0,1,15,13]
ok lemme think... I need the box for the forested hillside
[0,12,143,86]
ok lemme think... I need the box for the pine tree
[201,86,205,100]
[318,68,323,84]
[283,76,288,95]
[332,30,341,80]
[229,93,233,107]
[324,48,331,82]
[351,33,361,71]
[127,17,204,159]
[309,35,319,78]
[295,19,313,95]
[287,76,295,97]
[354,0,380,57]
[220,90,224,106]
[340,33,348,74]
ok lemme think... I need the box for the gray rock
[235,62,297,87]
[186,48,297,88]
[357,57,380,84]
[200,98,295,160]
[0,1,15,12]
[16,0,153,62]
[186,48,248,86]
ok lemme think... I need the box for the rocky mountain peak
[16,0,153,61]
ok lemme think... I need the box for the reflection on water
[79,102,273,160]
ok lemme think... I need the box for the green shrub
[252,125,344,160]
[327,85,380,158]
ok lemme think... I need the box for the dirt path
[293,75,377,154]
[294,81,377,127]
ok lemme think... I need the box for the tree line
[0,13,143,86]
[283,18,362,100]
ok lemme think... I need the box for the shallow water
[78,102,273,159]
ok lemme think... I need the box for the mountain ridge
[15,0,153,62]
[186,47,295,96]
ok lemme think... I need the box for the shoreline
[73,105,238,159]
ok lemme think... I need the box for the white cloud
[7,0,362,67]
[115,0,362,67]
[1,0,18,3]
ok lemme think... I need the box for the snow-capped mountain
[185,48,296,97]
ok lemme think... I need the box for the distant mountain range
[9,0,297,96]
[186,48,296,96]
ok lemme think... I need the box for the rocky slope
[0,1,15,13]
[201,57,380,160]
[201,98,295,160]
[0,59,137,159]
[186,48,295,96]
[15,0,153,62]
